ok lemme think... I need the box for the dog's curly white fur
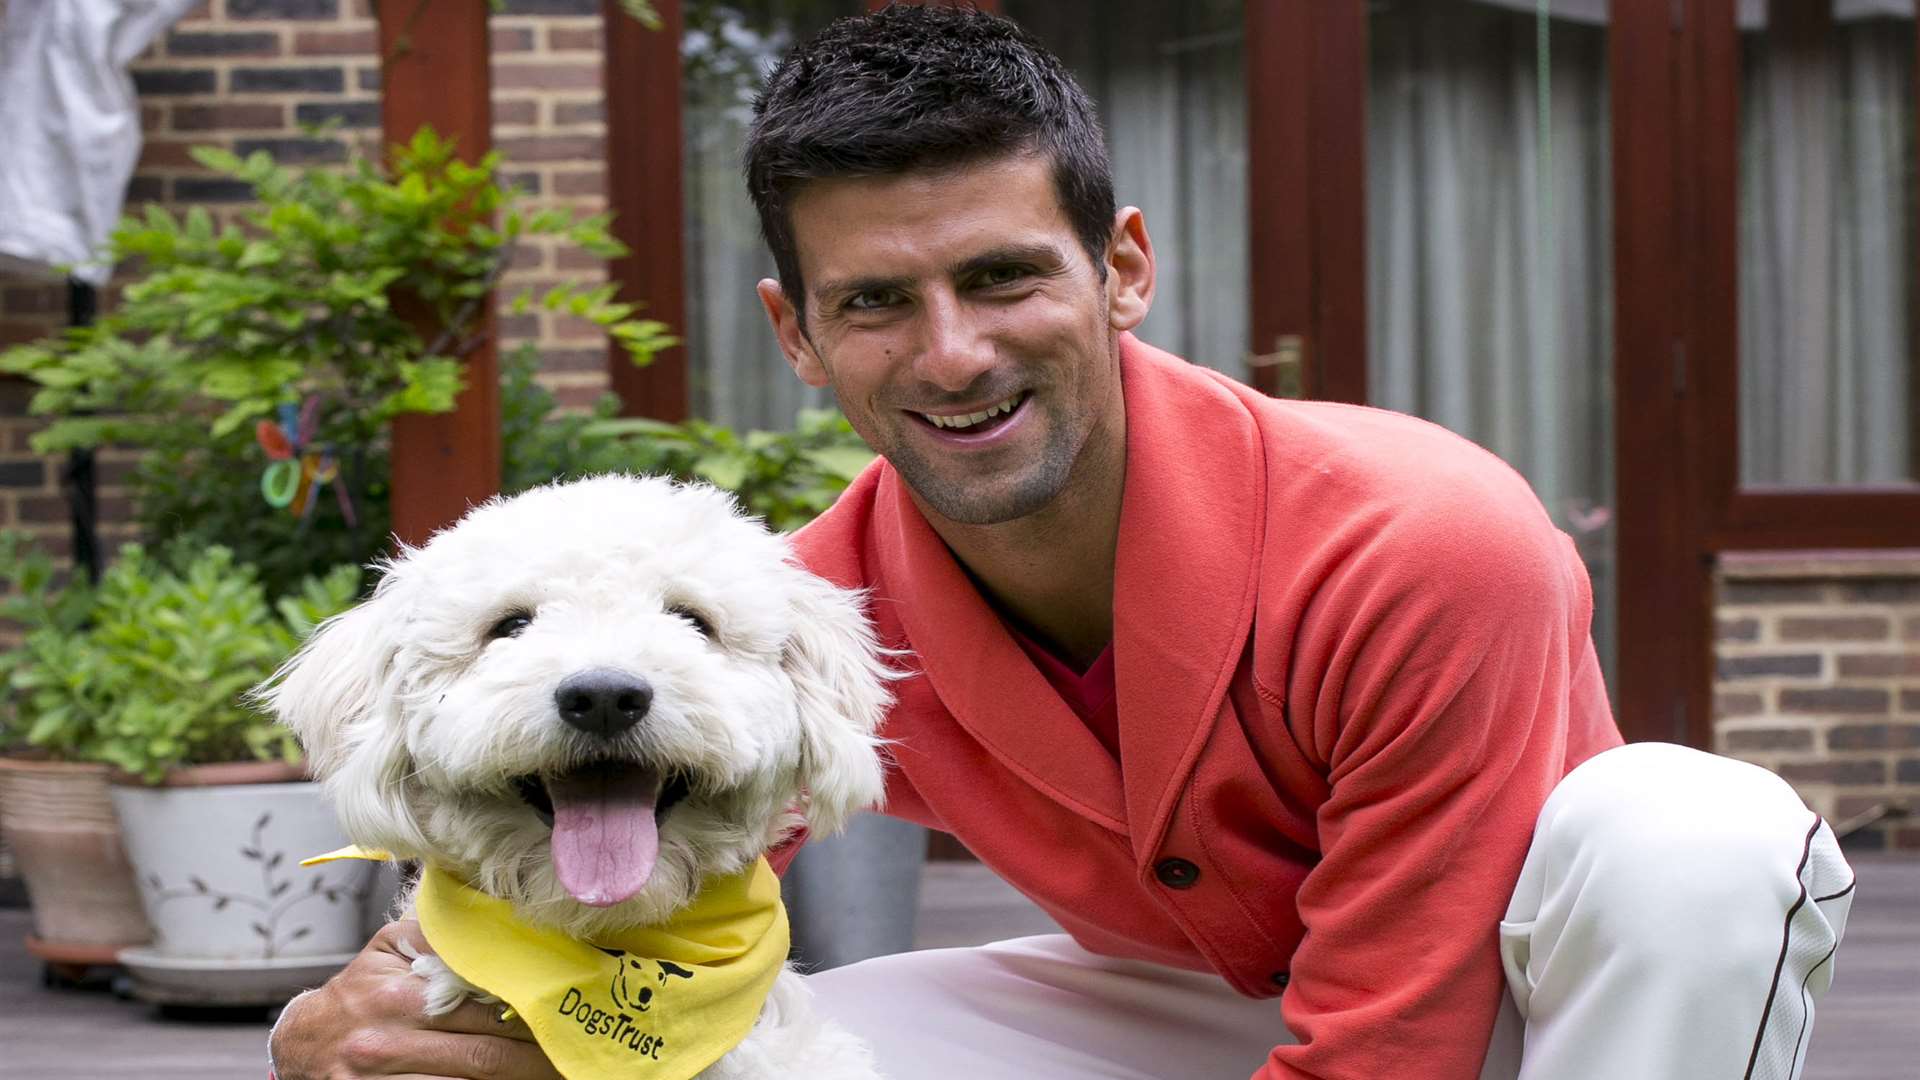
[258,474,891,1079]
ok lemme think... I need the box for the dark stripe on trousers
[1743,816,1823,1080]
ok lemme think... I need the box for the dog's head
[257,474,891,935]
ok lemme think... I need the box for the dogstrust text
[554,948,699,1060]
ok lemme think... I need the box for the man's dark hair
[743,4,1115,320]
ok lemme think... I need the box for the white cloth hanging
[0,0,198,284]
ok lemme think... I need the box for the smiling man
[268,7,1854,1080]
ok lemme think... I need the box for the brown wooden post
[605,0,691,421]
[1611,0,1711,746]
[377,1,500,547]
[1245,1,1365,403]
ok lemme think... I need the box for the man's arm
[1261,507,1612,1079]
[268,920,562,1080]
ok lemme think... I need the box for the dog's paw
[406,949,497,1017]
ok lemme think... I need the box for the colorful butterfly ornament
[255,398,358,527]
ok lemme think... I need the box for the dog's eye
[488,612,533,641]
[667,604,715,640]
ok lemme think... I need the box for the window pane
[1739,2,1917,486]
[681,0,846,430]
[1002,0,1249,374]
[1367,0,1618,689]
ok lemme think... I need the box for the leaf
[290,926,312,940]
[255,812,272,831]
[271,881,291,897]
[190,876,208,893]
[240,845,261,860]
[267,852,284,869]
[251,922,271,938]
[214,897,230,911]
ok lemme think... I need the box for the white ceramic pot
[109,776,372,962]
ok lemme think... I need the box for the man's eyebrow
[949,242,1067,278]
[812,243,1070,307]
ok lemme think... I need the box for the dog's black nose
[555,669,653,738]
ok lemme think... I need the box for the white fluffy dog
[261,474,891,1079]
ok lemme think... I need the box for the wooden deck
[0,856,1912,1078]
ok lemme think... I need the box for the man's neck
[910,412,1127,672]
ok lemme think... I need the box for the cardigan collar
[875,334,1265,860]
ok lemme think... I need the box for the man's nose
[914,291,995,393]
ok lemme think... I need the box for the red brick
[552,314,606,343]
[292,28,378,56]
[1779,687,1892,715]
[141,105,167,133]
[553,383,611,410]
[1779,759,1888,785]
[548,26,603,50]
[139,140,203,169]
[15,494,68,524]
[536,348,605,373]
[1778,615,1893,643]
[1827,724,1920,751]
[492,27,537,52]
[1721,582,1829,605]
[507,243,547,272]
[1717,653,1822,680]
[553,247,607,273]
[498,136,603,163]
[552,169,606,197]
[0,323,49,348]
[1724,727,1813,752]
[1714,691,1766,718]
[1905,615,1920,642]
[1903,689,1920,714]
[552,101,605,126]
[493,62,602,92]
[173,103,287,132]
[1837,653,1920,678]
[495,99,540,127]
[1,286,64,315]
[1894,827,1920,851]
[497,313,541,340]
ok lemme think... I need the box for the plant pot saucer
[115,945,356,1006]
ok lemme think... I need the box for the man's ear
[758,278,830,388]
[1106,206,1156,333]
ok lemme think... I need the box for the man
[269,7,1853,1078]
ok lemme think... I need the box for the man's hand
[270,920,563,1080]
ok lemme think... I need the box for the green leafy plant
[0,126,674,593]
[499,346,875,532]
[0,535,360,782]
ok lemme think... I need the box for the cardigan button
[1271,971,1290,989]
[1154,857,1201,889]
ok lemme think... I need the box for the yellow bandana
[304,848,789,1080]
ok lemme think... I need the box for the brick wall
[1714,551,1920,852]
[0,0,615,560]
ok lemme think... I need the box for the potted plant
[0,536,373,1002]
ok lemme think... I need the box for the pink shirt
[790,335,1623,1079]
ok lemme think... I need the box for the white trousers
[806,744,1856,1080]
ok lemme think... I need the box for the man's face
[758,153,1151,527]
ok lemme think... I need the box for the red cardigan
[791,335,1622,1079]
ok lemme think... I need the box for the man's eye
[979,265,1028,287]
[845,289,901,311]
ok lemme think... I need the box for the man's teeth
[921,394,1021,430]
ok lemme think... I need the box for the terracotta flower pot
[0,757,153,951]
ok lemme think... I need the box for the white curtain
[1366,2,1617,681]
[681,0,840,431]
[1739,12,1914,486]
[1004,0,1249,375]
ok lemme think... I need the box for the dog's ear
[254,581,401,776]
[781,568,892,837]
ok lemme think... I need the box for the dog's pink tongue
[547,762,661,908]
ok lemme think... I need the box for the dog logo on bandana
[600,947,697,1013]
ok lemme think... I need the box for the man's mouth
[511,762,693,908]
[913,391,1027,436]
